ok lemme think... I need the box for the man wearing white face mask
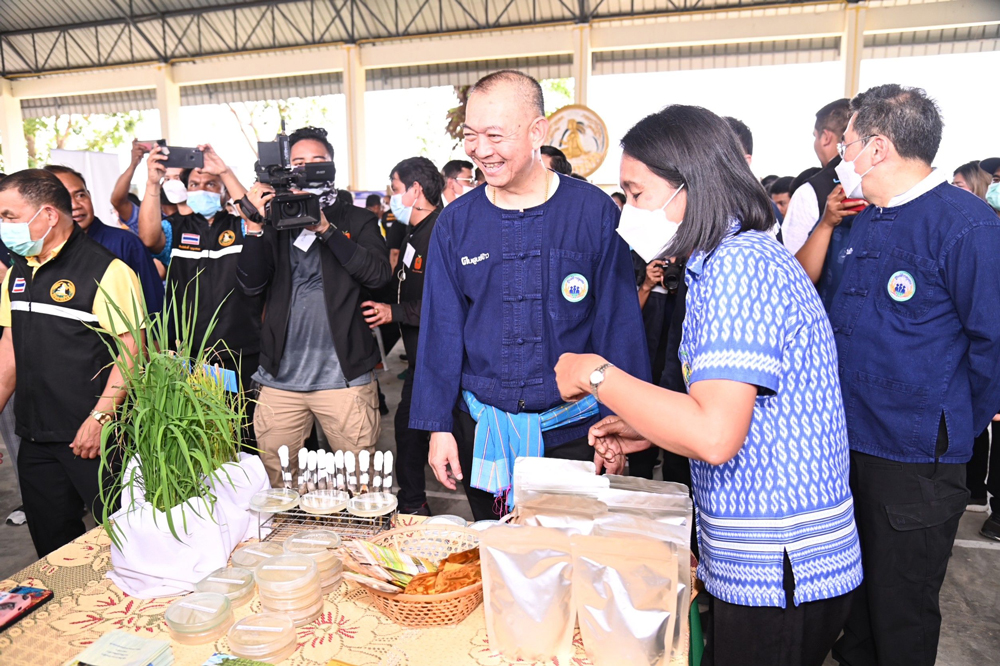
[828,85,1000,666]
[236,126,391,487]
[138,142,261,436]
[440,160,475,206]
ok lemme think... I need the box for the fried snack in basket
[402,547,482,595]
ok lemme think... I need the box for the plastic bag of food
[515,493,609,535]
[571,532,678,666]
[512,457,610,506]
[481,525,575,661]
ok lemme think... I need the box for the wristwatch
[90,410,113,426]
[589,363,615,404]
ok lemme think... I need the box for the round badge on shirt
[886,270,916,302]
[50,280,76,303]
[561,273,589,303]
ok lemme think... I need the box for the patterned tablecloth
[0,523,689,666]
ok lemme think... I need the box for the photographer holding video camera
[235,126,392,488]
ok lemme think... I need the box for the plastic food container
[250,488,300,513]
[282,530,344,591]
[228,612,297,663]
[255,554,320,594]
[347,491,398,517]
[300,489,350,514]
[195,567,255,607]
[231,542,284,569]
[165,592,234,645]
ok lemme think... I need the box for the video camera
[660,258,685,293]
[250,130,336,230]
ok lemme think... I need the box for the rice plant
[95,275,248,549]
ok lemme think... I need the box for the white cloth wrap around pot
[106,452,269,598]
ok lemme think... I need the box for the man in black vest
[236,127,391,487]
[361,156,443,515]
[138,143,260,440]
[0,170,143,557]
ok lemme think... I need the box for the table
[0,524,689,666]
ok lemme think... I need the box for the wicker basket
[360,524,483,628]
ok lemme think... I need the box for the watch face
[589,370,604,385]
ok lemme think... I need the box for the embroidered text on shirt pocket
[548,249,598,322]
[874,247,937,320]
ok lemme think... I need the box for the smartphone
[0,586,53,630]
[842,198,867,214]
[156,139,204,169]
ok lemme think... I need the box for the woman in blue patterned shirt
[555,105,862,666]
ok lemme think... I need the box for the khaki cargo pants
[255,382,380,488]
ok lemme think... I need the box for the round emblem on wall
[50,279,76,303]
[544,105,609,177]
[561,273,589,303]
[219,230,237,247]
[886,270,916,302]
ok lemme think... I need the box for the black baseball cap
[980,157,1000,176]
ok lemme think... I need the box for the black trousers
[452,408,594,522]
[19,440,112,558]
[704,554,855,666]
[395,367,430,511]
[833,451,968,666]
[968,423,998,512]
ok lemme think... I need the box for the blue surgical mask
[187,190,223,218]
[1,208,51,257]
[987,182,1000,211]
[390,192,413,225]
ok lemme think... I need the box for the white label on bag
[178,602,217,613]
[235,625,286,632]
[207,577,245,585]
[262,565,308,571]
[294,230,317,252]
[403,244,416,268]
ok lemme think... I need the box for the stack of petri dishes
[282,530,344,593]
[254,554,323,627]
[228,612,297,664]
[195,567,256,608]
[231,541,284,569]
[164,592,234,645]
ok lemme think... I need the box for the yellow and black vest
[167,211,260,362]
[7,227,117,442]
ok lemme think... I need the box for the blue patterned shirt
[680,227,862,608]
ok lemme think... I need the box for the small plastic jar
[195,567,256,607]
[231,542,284,569]
[228,612,297,663]
[165,592,234,645]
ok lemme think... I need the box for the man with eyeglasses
[440,160,475,206]
[828,85,1000,666]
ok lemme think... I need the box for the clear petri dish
[231,542,284,569]
[347,491,398,517]
[424,514,469,526]
[300,489,350,514]
[258,588,323,612]
[165,592,233,645]
[228,612,297,662]
[249,488,300,513]
[255,554,320,595]
[195,567,255,607]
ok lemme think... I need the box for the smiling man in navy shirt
[410,70,650,520]
[829,85,1000,666]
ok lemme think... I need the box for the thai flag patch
[12,278,26,294]
[181,233,200,246]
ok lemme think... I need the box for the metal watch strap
[590,362,615,403]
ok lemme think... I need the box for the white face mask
[161,178,188,204]
[461,185,474,196]
[835,140,875,200]
[616,184,685,263]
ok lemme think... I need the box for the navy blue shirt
[830,176,1000,464]
[410,175,651,448]
[86,217,164,315]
